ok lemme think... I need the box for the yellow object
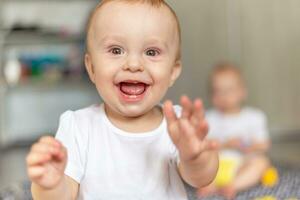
[254,196,277,200]
[214,158,237,187]
[261,167,278,187]
[214,150,242,187]
[254,196,299,200]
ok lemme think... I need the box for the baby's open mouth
[118,81,149,96]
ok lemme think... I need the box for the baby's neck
[221,107,242,115]
[104,104,164,133]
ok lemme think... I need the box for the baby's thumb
[52,145,68,170]
[203,139,219,151]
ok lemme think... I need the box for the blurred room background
[0,0,299,194]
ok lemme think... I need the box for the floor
[269,138,300,167]
[0,146,29,190]
[0,136,299,191]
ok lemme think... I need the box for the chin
[117,103,154,118]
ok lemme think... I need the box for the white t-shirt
[55,104,188,200]
[206,107,269,145]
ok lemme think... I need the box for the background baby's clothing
[55,104,188,200]
[206,107,269,145]
[207,107,269,186]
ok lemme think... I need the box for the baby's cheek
[151,78,170,100]
[94,68,114,83]
[153,66,172,80]
[154,74,169,88]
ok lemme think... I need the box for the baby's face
[85,1,181,117]
[211,72,246,113]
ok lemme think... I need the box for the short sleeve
[252,111,270,142]
[55,111,85,183]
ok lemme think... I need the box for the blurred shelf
[0,0,99,147]
[1,0,98,2]
[0,31,85,46]
[3,78,94,92]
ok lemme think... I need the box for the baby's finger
[190,99,205,127]
[195,120,209,140]
[53,145,67,162]
[180,96,193,119]
[39,136,61,147]
[27,166,45,180]
[178,119,199,146]
[201,139,219,151]
[163,100,178,125]
[178,119,203,160]
[163,101,180,145]
[31,143,59,155]
[26,152,51,166]
[163,101,179,146]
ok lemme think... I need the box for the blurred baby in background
[198,62,271,199]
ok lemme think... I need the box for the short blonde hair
[85,0,181,59]
[211,62,243,78]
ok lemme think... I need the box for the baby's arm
[163,96,219,188]
[221,137,270,153]
[242,140,271,154]
[220,137,243,150]
[26,136,79,200]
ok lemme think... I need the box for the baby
[26,0,218,199]
[198,62,271,199]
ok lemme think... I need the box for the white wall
[239,0,300,133]
[165,0,300,135]
[165,0,230,103]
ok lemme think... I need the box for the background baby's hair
[207,61,245,94]
[211,61,243,77]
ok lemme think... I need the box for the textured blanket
[1,166,299,200]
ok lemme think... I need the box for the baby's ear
[169,60,182,87]
[85,53,96,84]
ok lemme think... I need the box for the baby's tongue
[120,82,146,95]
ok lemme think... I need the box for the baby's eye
[110,47,124,55]
[145,49,159,57]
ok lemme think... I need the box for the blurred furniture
[0,0,100,147]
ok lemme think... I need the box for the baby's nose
[123,54,144,72]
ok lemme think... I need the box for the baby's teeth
[128,95,137,99]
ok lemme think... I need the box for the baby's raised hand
[163,96,217,162]
[26,136,67,189]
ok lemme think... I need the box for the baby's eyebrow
[145,38,169,49]
[99,35,125,44]
[96,35,170,51]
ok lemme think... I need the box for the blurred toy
[254,195,277,200]
[261,167,279,187]
[4,51,21,85]
[214,151,279,188]
[214,150,242,187]
[254,196,298,200]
